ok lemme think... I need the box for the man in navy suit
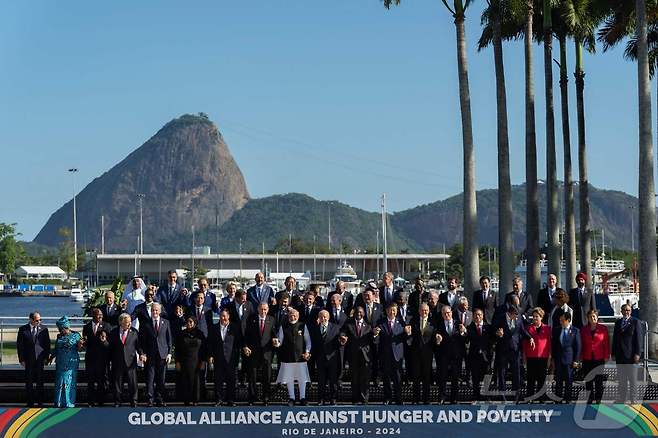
[188,277,218,313]
[436,305,467,404]
[210,310,243,406]
[156,270,190,319]
[472,276,499,325]
[326,281,354,315]
[551,312,581,403]
[298,292,321,326]
[109,313,145,407]
[378,272,401,308]
[466,308,492,401]
[328,294,348,329]
[537,273,566,323]
[613,304,642,403]
[244,302,278,405]
[140,303,172,406]
[407,303,437,404]
[493,305,534,402]
[373,303,409,405]
[100,291,121,327]
[310,310,341,404]
[82,308,113,406]
[17,312,50,406]
[361,288,383,384]
[247,272,275,309]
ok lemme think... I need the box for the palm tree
[478,0,514,295]
[384,0,480,295]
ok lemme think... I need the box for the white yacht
[328,261,362,296]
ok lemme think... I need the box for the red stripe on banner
[0,408,22,436]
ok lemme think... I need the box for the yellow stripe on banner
[5,409,45,438]
[631,405,658,435]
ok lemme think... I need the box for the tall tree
[384,0,480,294]
[0,223,20,276]
[478,0,514,295]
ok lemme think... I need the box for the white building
[14,266,67,280]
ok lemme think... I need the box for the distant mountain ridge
[32,114,639,253]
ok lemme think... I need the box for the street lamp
[68,168,78,272]
[137,194,145,255]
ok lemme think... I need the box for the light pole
[137,194,145,255]
[68,168,78,272]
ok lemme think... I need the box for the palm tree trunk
[574,40,591,288]
[544,0,561,285]
[493,3,514,295]
[636,0,658,359]
[525,0,541,295]
[559,34,576,290]
[454,6,480,296]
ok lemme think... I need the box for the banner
[1,404,657,438]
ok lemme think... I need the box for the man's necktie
[121,330,127,345]
[321,325,327,338]
[388,320,393,333]
[562,329,568,346]
[260,319,265,335]
[32,326,37,341]
[448,322,453,335]
[477,325,482,336]
[421,319,426,333]
[155,319,159,333]
[93,323,98,336]
[356,322,361,337]
[368,305,373,322]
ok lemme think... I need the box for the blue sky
[0,0,647,241]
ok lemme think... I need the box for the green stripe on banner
[21,408,59,437]
[25,408,80,438]
[20,409,59,438]
[594,405,646,437]
[612,405,653,437]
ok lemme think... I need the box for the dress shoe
[192,402,198,406]
[330,399,337,405]
[113,403,121,408]
[300,399,307,406]
[215,401,222,407]
[263,399,269,407]
[288,399,295,407]
[226,402,235,407]
[147,402,154,407]
[157,402,167,407]
[130,402,137,408]
[383,400,391,405]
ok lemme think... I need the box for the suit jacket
[472,289,499,324]
[613,317,642,363]
[504,291,535,321]
[109,326,143,369]
[537,287,566,323]
[210,322,243,365]
[373,319,407,363]
[492,315,531,360]
[156,282,186,318]
[132,302,156,328]
[297,304,321,326]
[552,325,581,365]
[568,287,596,328]
[187,291,218,313]
[378,285,401,307]
[328,307,348,328]
[466,322,492,362]
[310,322,341,364]
[246,284,275,309]
[396,305,413,326]
[453,309,473,328]
[408,290,429,318]
[435,318,467,359]
[269,304,290,331]
[187,307,215,338]
[17,324,50,364]
[326,291,354,314]
[580,323,610,361]
[341,319,373,365]
[227,301,254,335]
[140,318,172,360]
[82,321,113,361]
[99,303,121,327]
[244,315,277,362]
[439,290,463,310]
[362,302,383,327]
[407,316,437,360]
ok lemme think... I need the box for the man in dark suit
[188,277,218,313]
[613,304,642,403]
[394,291,413,382]
[156,270,190,319]
[373,303,408,405]
[340,307,373,404]
[505,277,534,321]
[140,303,172,406]
[327,294,348,329]
[326,281,354,315]
[552,312,581,403]
[109,313,145,407]
[132,285,157,326]
[361,288,383,383]
[407,303,437,404]
[82,308,112,406]
[17,312,50,406]
[568,272,596,329]
[298,292,321,326]
[100,291,121,327]
[210,310,243,406]
[537,273,566,323]
[269,292,291,332]
[310,310,341,404]
[492,306,534,402]
[435,305,467,404]
[227,289,253,385]
[378,272,401,308]
[247,272,275,310]
[472,276,499,325]
[408,277,429,320]
[439,277,463,310]
[466,308,492,401]
[244,302,277,405]
[187,291,215,338]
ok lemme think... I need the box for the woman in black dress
[174,315,206,405]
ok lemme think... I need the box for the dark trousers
[439,356,461,402]
[412,356,433,403]
[350,359,371,403]
[617,362,638,402]
[146,358,167,403]
[468,355,489,399]
[24,361,45,406]
[582,359,605,402]
[248,358,272,402]
[525,357,548,400]
[381,359,403,403]
[317,357,339,402]
[113,364,138,404]
[86,360,108,405]
[496,351,521,394]
[554,363,574,402]
[214,358,237,403]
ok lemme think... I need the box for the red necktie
[477,325,482,336]
[121,330,127,345]
[388,320,393,333]
[155,320,159,333]
[356,322,361,337]
[93,323,98,336]
[461,313,465,325]
[260,319,265,335]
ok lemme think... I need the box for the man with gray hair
[109,313,145,407]
[141,302,172,407]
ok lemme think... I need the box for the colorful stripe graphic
[0,408,81,438]
[594,404,658,436]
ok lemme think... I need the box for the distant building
[14,266,67,281]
